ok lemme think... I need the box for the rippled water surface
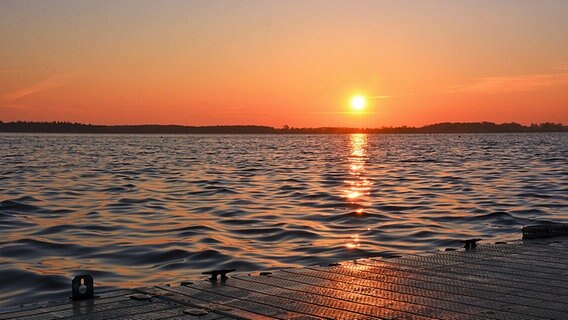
[1,133,567,307]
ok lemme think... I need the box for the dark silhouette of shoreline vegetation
[0,121,566,134]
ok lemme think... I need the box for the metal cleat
[71,275,94,301]
[202,269,235,281]
[460,238,482,250]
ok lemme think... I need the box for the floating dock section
[1,241,567,319]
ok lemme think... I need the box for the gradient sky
[1,0,567,127]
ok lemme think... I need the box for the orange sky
[1,1,567,127]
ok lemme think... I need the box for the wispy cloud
[2,73,74,102]
[555,63,568,71]
[449,72,568,94]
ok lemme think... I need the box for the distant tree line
[0,120,566,134]
[0,121,277,134]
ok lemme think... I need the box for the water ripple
[0,132,566,307]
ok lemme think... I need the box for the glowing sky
[1,0,567,127]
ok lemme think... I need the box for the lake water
[1,133,567,307]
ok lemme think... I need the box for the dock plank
[396,251,568,280]
[163,284,329,320]
[414,250,568,271]
[304,263,565,319]
[269,269,518,320]
[6,298,154,320]
[336,260,568,302]
[183,281,383,320]
[3,241,568,319]
[139,286,284,320]
[114,306,225,320]
[233,273,469,319]
[475,243,568,261]
[60,301,179,320]
[365,255,568,290]
[196,276,436,320]
[0,290,133,320]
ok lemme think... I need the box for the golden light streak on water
[344,134,372,249]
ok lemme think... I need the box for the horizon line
[1,120,566,128]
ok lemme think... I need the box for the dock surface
[2,241,567,319]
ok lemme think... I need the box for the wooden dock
[2,240,567,319]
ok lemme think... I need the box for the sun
[350,95,366,111]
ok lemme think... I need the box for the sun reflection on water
[344,134,372,249]
[344,134,371,204]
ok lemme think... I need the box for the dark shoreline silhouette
[0,121,566,134]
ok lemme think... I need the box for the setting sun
[351,95,367,111]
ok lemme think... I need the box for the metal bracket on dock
[460,238,481,250]
[522,224,568,239]
[71,275,94,301]
[202,269,235,282]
